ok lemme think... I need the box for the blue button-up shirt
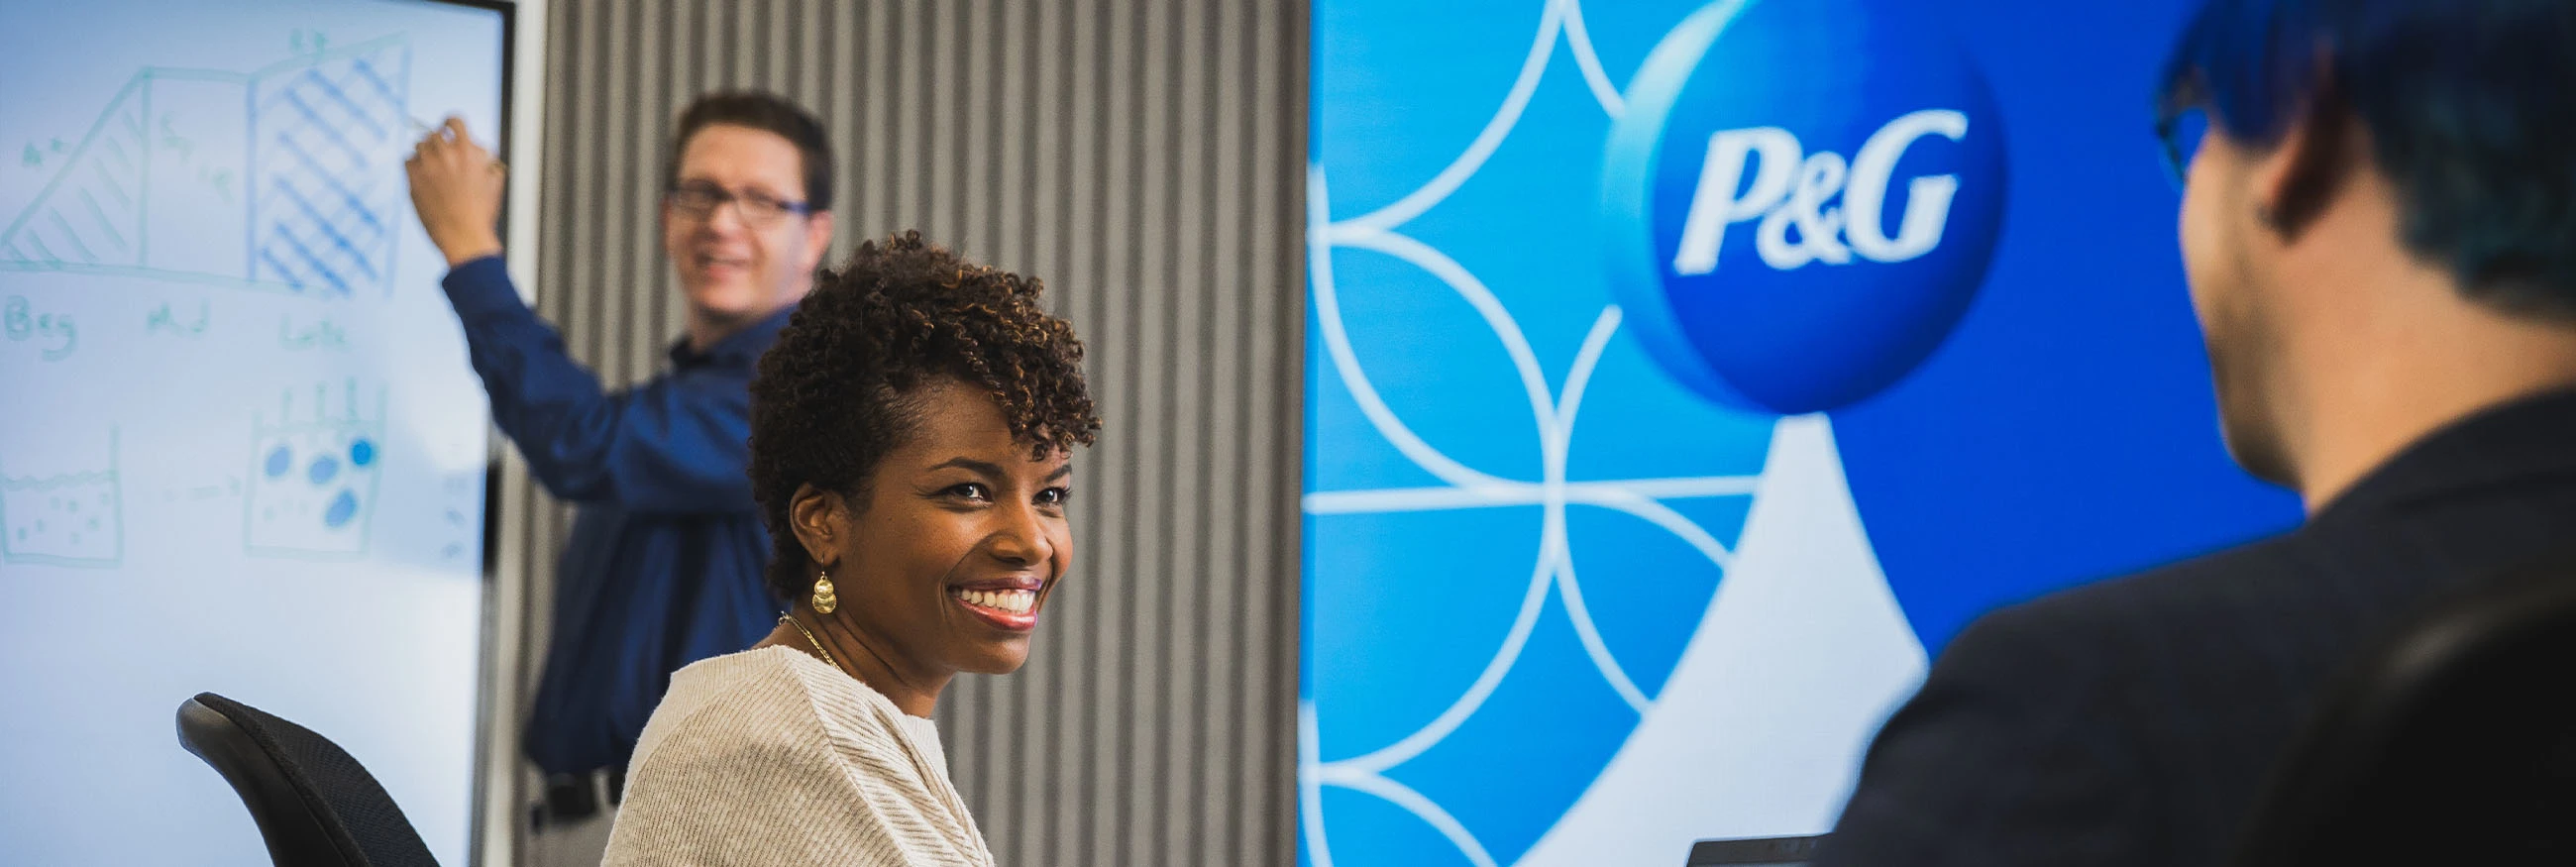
[441,256,782,776]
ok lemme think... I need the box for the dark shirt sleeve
[1816,601,2157,867]
[440,256,753,513]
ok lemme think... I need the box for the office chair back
[175,692,440,867]
[2230,549,2576,867]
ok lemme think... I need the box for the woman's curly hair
[748,230,1100,601]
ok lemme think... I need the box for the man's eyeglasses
[2156,76,2212,188]
[665,181,812,226]
[2158,106,2210,187]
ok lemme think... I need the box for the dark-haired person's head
[2157,0,2576,505]
[749,232,1100,682]
[662,91,836,351]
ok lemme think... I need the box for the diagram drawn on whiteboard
[0,430,124,568]
[246,379,386,559]
[0,35,412,296]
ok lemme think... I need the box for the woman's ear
[788,484,846,570]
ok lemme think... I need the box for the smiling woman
[600,231,1100,867]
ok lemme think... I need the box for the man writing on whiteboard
[402,92,835,861]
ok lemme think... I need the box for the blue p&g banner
[1300,1,2300,864]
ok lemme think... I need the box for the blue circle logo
[1605,0,2007,414]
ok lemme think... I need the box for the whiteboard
[0,1,511,864]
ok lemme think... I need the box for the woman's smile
[946,576,1044,629]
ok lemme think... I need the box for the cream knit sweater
[601,646,997,866]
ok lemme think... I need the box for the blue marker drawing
[322,489,359,529]
[0,430,123,568]
[244,379,385,560]
[0,35,412,296]
[306,454,339,485]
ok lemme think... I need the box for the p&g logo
[1672,110,1969,273]
[1606,0,2006,414]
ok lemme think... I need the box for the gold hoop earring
[810,570,838,614]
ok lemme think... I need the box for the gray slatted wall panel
[505,2,1305,863]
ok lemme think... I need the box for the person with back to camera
[1815,0,2576,864]
[600,231,1100,866]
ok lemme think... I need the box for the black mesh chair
[2230,549,2576,866]
[175,692,441,867]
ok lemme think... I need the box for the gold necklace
[779,613,845,676]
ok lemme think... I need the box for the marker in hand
[410,115,505,173]
[405,116,508,267]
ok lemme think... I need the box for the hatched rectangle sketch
[0,431,123,568]
[3,78,150,271]
[245,380,386,559]
[248,43,409,293]
[0,36,411,295]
